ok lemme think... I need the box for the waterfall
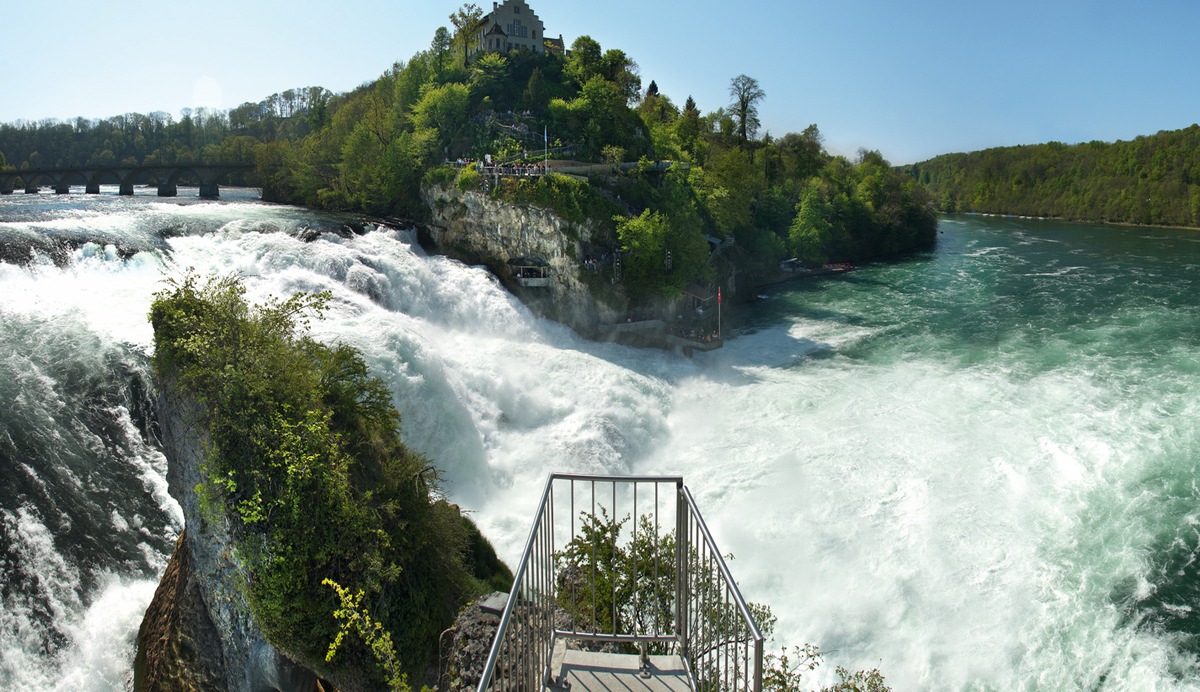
[4,195,1200,688]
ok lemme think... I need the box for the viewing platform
[477,473,764,691]
[509,256,552,288]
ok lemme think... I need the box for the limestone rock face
[444,592,506,691]
[135,380,317,692]
[422,185,626,332]
[135,530,227,690]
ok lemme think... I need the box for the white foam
[52,575,161,692]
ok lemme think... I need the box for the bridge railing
[477,473,763,691]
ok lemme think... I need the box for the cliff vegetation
[149,273,510,688]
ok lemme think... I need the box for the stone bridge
[0,162,255,198]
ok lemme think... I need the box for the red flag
[718,287,722,304]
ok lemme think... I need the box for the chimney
[493,2,498,8]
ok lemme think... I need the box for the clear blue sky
[2,0,1198,164]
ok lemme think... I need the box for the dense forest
[0,4,935,303]
[908,125,1200,227]
[0,88,328,169]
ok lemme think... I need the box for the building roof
[485,22,507,37]
[684,283,714,301]
[507,256,550,267]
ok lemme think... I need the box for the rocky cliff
[421,184,626,332]
[135,381,317,692]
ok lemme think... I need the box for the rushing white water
[3,192,1200,689]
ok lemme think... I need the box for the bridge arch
[85,169,128,194]
[16,171,63,194]
[0,172,18,194]
[165,166,241,199]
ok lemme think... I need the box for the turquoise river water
[1,190,1199,689]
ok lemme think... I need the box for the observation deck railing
[477,473,764,691]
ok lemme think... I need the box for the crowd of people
[582,252,614,272]
[672,326,721,344]
[446,155,547,178]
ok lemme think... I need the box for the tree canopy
[729,74,765,145]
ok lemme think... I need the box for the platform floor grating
[545,649,692,691]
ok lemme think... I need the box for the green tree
[430,27,453,80]
[616,209,708,299]
[790,183,834,264]
[470,52,509,104]
[523,66,549,114]
[676,96,702,157]
[601,48,641,105]
[729,74,765,144]
[701,147,764,234]
[449,3,485,65]
[777,125,826,181]
[412,83,471,148]
[565,35,603,87]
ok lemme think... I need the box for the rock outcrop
[135,381,317,692]
[421,184,626,332]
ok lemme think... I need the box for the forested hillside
[253,13,935,299]
[1,3,937,302]
[908,125,1200,227]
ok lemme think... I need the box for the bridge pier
[120,182,134,196]
[1,183,12,195]
[55,183,71,194]
[86,182,100,194]
[25,184,39,194]
[199,183,220,199]
[157,183,177,197]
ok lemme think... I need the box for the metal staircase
[477,474,764,691]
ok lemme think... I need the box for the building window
[514,4,520,12]
[507,18,527,38]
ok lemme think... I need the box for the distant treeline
[0,87,330,171]
[907,125,1200,227]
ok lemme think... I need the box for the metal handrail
[476,473,763,691]
[680,486,765,690]
[476,475,556,691]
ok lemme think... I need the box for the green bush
[424,164,457,187]
[150,273,508,686]
[493,172,622,231]
[456,165,481,191]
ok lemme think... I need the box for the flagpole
[718,286,722,342]
[544,126,548,175]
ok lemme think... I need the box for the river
[2,189,1199,689]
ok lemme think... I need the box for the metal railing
[477,473,763,691]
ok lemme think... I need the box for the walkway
[547,648,691,691]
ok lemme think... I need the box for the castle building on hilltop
[476,0,564,55]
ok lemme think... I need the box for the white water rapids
[3,193,1200,689]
